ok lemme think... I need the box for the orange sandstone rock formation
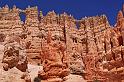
[38,31,70,82]
[0,4,124,82]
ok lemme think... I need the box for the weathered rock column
[38,31,70,82]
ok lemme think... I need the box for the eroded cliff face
[0,4,124,82]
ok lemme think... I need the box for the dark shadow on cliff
[34,76,41,82]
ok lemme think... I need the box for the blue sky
[0,0,123,25]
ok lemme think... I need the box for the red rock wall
[0,4,124,81]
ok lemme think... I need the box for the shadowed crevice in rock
[34,76,41,82]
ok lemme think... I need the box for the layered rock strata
[0,4,124,82]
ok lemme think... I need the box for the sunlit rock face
[0,4,124,82]
[2,34,28,72]
[38,31,70,82]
